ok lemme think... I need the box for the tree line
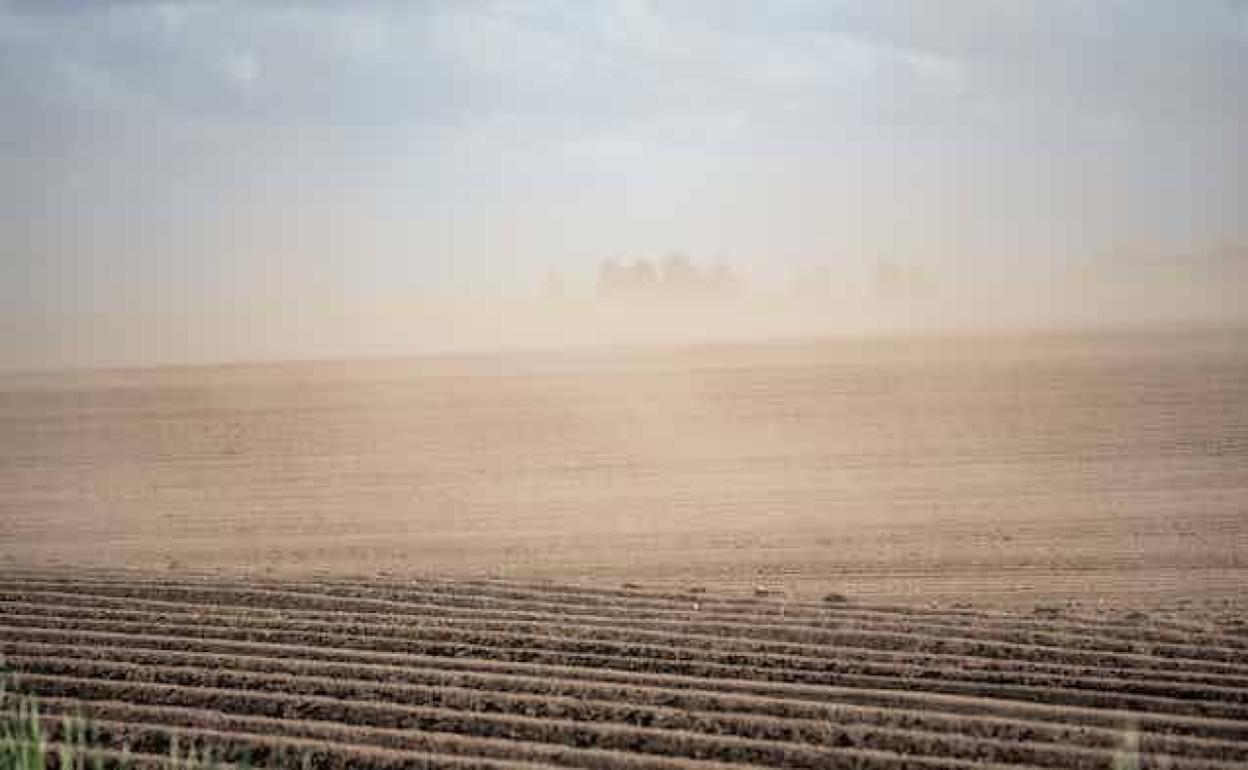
[595,254,743,301]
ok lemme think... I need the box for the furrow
[12,709,557,770]
[7,592,1248,692]
[8,576,1244,665]
[5,624,1246,744]
[11,673,1006,770]
[3,611,1245,721]
[8,643,1246,766]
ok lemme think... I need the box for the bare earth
[2,327,1247,611]
[2,572,1247,769]
[2,327,1247,766]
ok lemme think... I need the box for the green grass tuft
[0,658,227,770]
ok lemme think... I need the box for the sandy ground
[3,327,1246,610]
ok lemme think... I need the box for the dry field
[2,328,1247,765]
[2,571,1248,768]
[2,328,1246,607]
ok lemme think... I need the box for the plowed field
[2,571,1246,768]
[4,331,1247,609]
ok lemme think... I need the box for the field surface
[3,328,1247,608]
[3,570,1248,768]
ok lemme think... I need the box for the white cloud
[427,6,581,90]
[596,0,675,60]
[152,3,192,36]
[330,12,389,63]
[905,51,966,96]
[576,4,963,108]
[815,35,880,82]
[220,50,258,90]
[56,57,126,108]
[0,7,35,45]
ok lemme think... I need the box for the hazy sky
[2,1,1247,365]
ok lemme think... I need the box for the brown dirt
[3,328,1247,611]
[3,572,1247,768]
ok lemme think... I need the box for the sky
[2,0,1247,367]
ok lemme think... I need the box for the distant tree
[708,261,743,297]
[628,258,658,296]
[789,265,833,300]
[596,259,624,299]
[542,269,565,300]
[874,259,935,298]
[598,254,746,302]
[660,253,699,294]
[874,258,903,298]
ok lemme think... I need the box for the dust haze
[8,248,1248,370]
[3,2,1247,370]
[2,3,1247,767]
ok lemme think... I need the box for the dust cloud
[6,249,1246,372]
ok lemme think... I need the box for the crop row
[5,588,1247,685]
[6,645,1246,766]
[5,654,1206,770]
[4,594,1243,688]
[5,622,1247,744]
[6,575,1244,662]
[311,577,1248,654]
[12,674,1034,770]
[3,611,1245,723]
[12,708,555,770]
[3,573,1245,769]
[4,571,1238,656]
[6,590,1247,687]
